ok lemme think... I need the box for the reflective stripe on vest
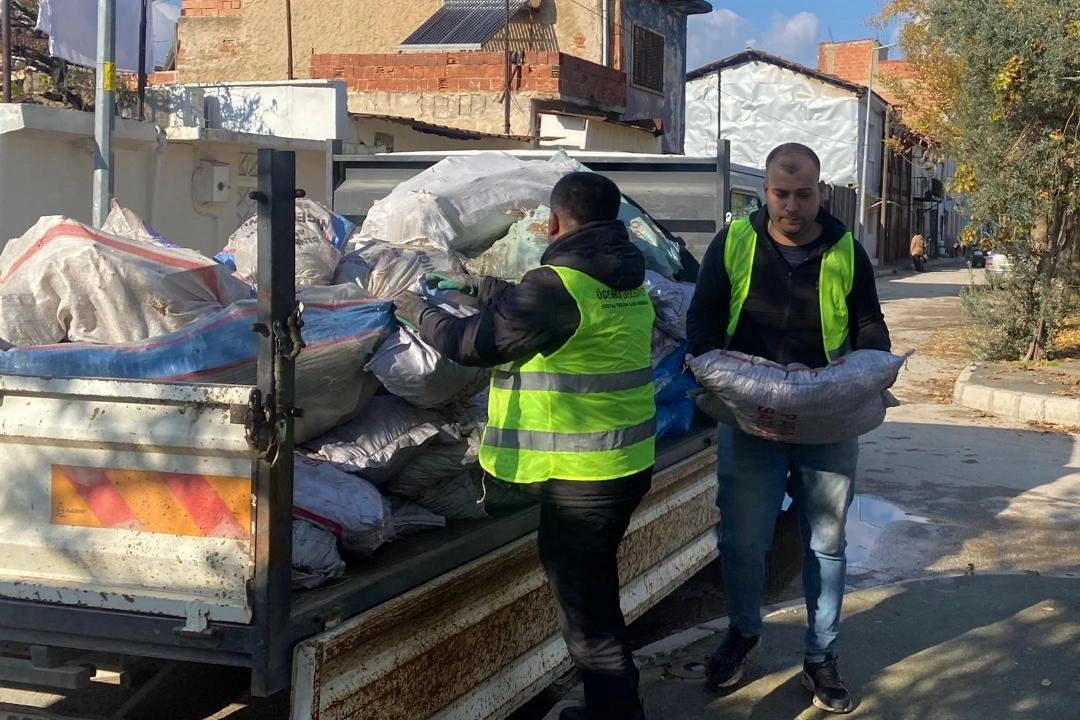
[479,265,656,483]
[724,218,855,362]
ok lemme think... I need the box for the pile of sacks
[0,152,701,589]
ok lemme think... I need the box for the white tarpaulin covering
[36,0,155,73]
[684,61,863,186]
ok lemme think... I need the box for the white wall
[148,79,350,142]
[0,105,331,258]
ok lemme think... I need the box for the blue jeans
[715,424,857,662]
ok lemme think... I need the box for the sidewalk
[546,574,1080,719]
[954,361,1080,427]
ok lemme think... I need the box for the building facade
[176,0,711,152]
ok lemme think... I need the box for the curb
[953,362,1080,426]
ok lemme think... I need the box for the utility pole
[858,41,898,257]
[503,0,511,135]
[2,0,11,103]
[93,0,117,228]
[137,0,147,119]
[285,0,294,79]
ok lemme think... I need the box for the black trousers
[534,470,652,720]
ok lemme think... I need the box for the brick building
[818,39,963,261]
[175,0,712,152]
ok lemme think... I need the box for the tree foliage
[881,0,1080,360]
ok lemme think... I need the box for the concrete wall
[0,105,329,258]
[538,113,662,153]
[148,79,349,141]
[178,0,605,83]
[351,116,533,152]
[619,0,689,153]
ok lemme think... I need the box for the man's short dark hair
[550,172,622,225]
[765,143,821,173]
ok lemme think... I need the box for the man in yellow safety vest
[686,143,891,714]
[395,172,656,720]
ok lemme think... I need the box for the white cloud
[686,9,754,71]
[686,9,824,72]
[759,12,823,66]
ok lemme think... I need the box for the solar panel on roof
[401,0,529,49]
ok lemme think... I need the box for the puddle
[846,495,930,567]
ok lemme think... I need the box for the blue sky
[687,2,902,71]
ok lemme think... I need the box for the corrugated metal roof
[401,0,529,49]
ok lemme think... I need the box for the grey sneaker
[802,655,854,713]
[704,630,761,690]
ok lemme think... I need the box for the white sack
[356,152,580,254]
[464,207,550,282]
[221,198,347,288]
[689,349,907,444]
[292,519,346,590]
[0,216,252,346]
[101,201,179,248]
[336,239,466,298]
[304,394,461,484]
[366,326,489,409]
[293,455,391,555]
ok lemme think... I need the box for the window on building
[631,24,665,93]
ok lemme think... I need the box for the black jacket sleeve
[686,228,732,357]
[848,244,892,352]
[418,267,580,367]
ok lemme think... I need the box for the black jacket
[418,219,651,504]
[686,207,891,368]
[419,219,645,367]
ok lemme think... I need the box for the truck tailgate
[0,375,256,624]
[292,430,718,720]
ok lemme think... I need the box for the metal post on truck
[248,149,302,696]
[715,138,732,228]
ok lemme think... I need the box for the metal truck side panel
[0,377,257,623]
[292,448,718,720]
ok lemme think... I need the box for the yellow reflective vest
[479,265,656,483]
[724,218,855,362]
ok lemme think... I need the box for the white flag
[37,0,155,74]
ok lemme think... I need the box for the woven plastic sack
[386,468,487,520]
[304,394,461,484]
[386,496,447,536]
[101,201,180,248]
[293,455,390,555]
[335,239,466,298]
[0,216,252,347]
[366,326,488,409]
[0,289,395,442]
[218,198,352,287]
[356,152,580,255]
[292,519,346,590]
[688,349,907,444]
[465,207,550,281]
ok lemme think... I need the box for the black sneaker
[801,655,853,713]
[704,630,761,690]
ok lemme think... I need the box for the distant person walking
[910,233,927,272]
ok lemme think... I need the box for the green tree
[882,0,1080,360]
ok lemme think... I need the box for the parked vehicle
[966,246,986,268]
[0,147,769,720]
